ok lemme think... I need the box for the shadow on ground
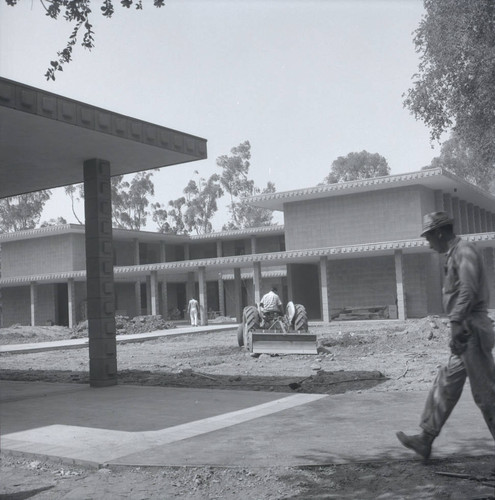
[0,369,387,394]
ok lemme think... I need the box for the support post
[251,236,257,255]
[146,275,151,315]
[218,275,225,316]
[83,158,117,387]
[30,281,37,327]
[319,256,331,323]
[161,279,169,319]
[186,272,195,301]
[135,281,141,316]
[160,241,167,263]
[459,200,468,234]
[467,203,475,233]
[451,197,461,235]
[234,268,243,323]
[150,271,159,316]
[198,266,207,326]
[394,250,406,321]
[473,206,481,233]
[68,278,76,328]
[253,261,262,305]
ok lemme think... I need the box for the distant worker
[396,212,495,459]
[187,297,199,327]
[260,287,283,315]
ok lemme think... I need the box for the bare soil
[1,316,495,499]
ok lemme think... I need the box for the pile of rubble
[72,315,176,338]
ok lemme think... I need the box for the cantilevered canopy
[0,77,207,198]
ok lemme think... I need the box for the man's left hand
[449,321,468,355]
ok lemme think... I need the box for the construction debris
[72,315,176,337]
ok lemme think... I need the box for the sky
[0,0,439,230]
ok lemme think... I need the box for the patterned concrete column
[160,241,167,263]
[473,206,481,233]
[394,250,406,320]
[146,275,151,315]
[30,281,37,327]
[434,190,444,211]
[467,203,475,233]
[480,209,488,233]
[451,197,461,234]
[251,236,257,255]
[234,267,243,322]
[319,256,331,323]
[216,240,222,258]
[253,261,262,304]
[83,158,117,387]
[160,279,168,319]
[135,281,142,316]
[150,271,159,316]
[218,275,225,316]
[198,266,208,326]
[443,193,453,219]
[67,278,76,329]
[459,200,468,234]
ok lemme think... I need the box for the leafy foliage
[0,191,52,232]
[40,216,68,227]
[321,150,390,184]
[111,172,154,230]
[404,0,495,173]
[217,140,276,229]
[427,133,495,193]
[183,172,224,235]
[4,0,165,80]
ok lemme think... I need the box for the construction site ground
[1,316,495,499]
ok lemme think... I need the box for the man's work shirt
[261,291,282,312]
[443,237,490,323]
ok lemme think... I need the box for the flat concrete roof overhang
[0,78,207,197]
[248,167,495,213]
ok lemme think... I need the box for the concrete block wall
[326,256,397,315]
[284,186,429,250]
[71,234,86,270]
[256,235,285,253]
[2,284,56,326]
[2,235,74,277]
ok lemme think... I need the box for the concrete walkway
[1,325,494,468]
[0,323,236,354]
[1,379,493,469]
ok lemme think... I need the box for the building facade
[1,167,494,327]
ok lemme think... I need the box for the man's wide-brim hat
[420,211,454,237]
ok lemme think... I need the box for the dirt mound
[71,315,177,338]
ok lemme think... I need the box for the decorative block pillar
[198,266,207,326]
[394,250,406,320]
[83,158,117,388]
[319,256,331,323]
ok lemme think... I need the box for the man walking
[187,297,199,327]
[397,212,495,459]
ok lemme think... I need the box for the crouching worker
[260,287,283,327]
[397,212,495,459]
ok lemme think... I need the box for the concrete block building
[1,167,494,327]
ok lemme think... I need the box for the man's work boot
[396,431,434,460]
